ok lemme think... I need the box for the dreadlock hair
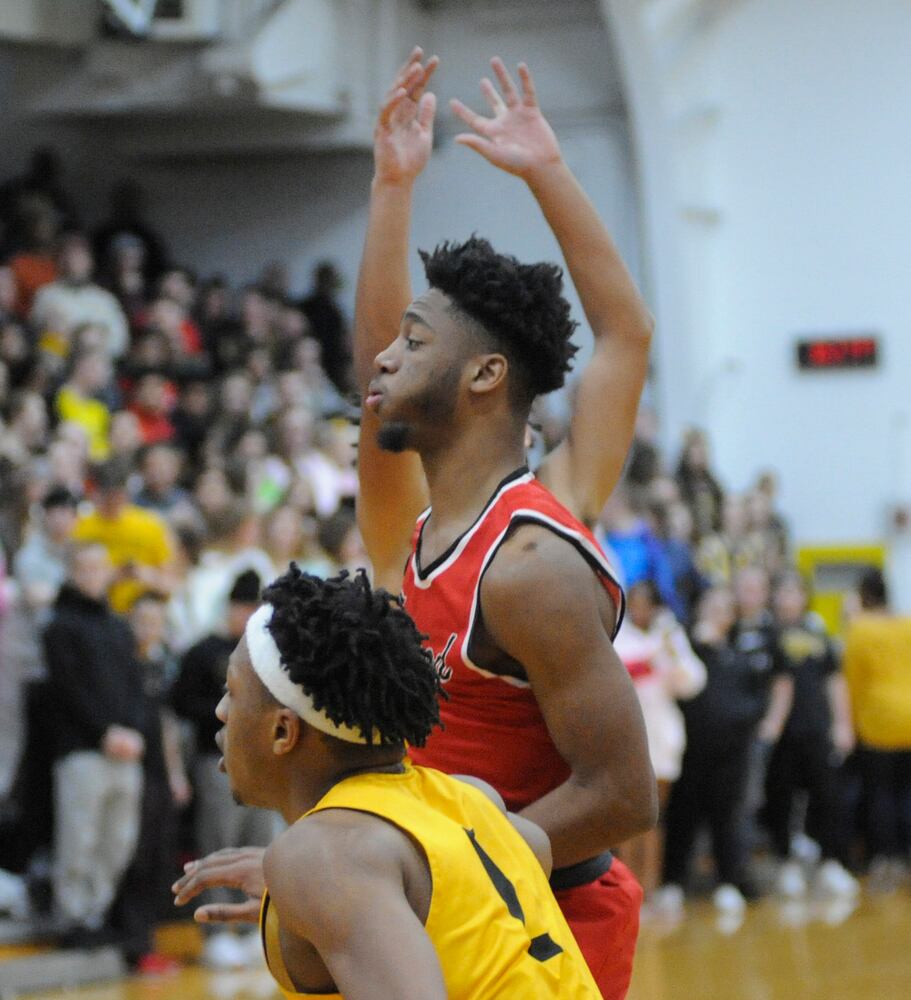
[420,236,579,413]
[261,565,443,747]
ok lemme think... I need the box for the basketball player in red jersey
[355,50,657,998]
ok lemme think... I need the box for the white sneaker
[650,883,685,918]
[815,860,860,898]
[776,860,807,898]
[712,883,747,915]
[204,931,250,971]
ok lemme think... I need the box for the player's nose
[374,342,400,374]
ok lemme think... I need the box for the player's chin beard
[376,421,414,453]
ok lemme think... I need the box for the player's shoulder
[267,808,413,887]
[487,520,592,594]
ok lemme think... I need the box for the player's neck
[279,754,406,824]
[420,422,526,533]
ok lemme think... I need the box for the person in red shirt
[353,51,656,999]
[128,371,177,444]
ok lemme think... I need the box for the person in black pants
[658,583,791,915]
[764,571,858,898]
[110,591,190,973]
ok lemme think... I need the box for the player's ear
[272,709,301,756]
[469,353,508,396]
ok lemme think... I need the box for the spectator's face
[109,410,142,455]
[734,568,769,618]
[0,267,17,312]
[774,579,808,625]
[135,374,168,412]
[59,241,94,283]
[75,354,110,392]
[699,587,736,633]
[181,382,211,416]
[721,496,748,538]
[667,502,693,542]
[242,290,270,333]
[628,584,658,631]
[130,598,167,651]
[14,394,49,445]
[684,436,708,472]
[279,307,308,340]
[71,546,113,601]
[267,507,301,559]
[160,271,195,310]
[149,297,184,334]
[277,372,308,408]
[45,504,77,541]
[195,468,232,514]
[226,600,258,640]
[221,374,252,415]
[279,408,315,456]
[747,489,772,529]
[143,447,180,492]
[0,322,28,364]
[97,487,128,519]
[48,439,85,484]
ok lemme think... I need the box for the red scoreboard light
[796,335,879,370]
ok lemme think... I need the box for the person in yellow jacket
[843,568,911,884]
[73,460,175,612]
[173,566,601,999]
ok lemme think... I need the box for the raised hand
[374,46,439,186]
[172,847,266,925]
[451,58,562,181]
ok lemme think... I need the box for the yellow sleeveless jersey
[260,761,601,999]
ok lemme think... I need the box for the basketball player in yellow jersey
[173,566,601,999]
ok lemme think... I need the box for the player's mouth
[365,381,386,413]
[218,756,226,773]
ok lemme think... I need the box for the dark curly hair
[261,566,443,747]
[420,236,578,412]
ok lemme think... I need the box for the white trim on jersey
[459,508,626,687]
[409,472,535,591]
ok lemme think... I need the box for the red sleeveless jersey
[404,467,625,812]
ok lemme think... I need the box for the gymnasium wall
[608,0,911,604]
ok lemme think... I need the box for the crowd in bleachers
[0,148,909,973]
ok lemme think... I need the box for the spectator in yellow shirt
[843,568,911,886]
[54,348,113,461]
[73,460,175,613]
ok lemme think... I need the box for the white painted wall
[706,0,911,557]
[609,0,911,598]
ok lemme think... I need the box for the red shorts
[555,857,642,999]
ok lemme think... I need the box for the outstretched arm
[452,59,654,524]
[356,49,436,591]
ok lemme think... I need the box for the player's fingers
[173,862,249,903]
[417,92,437,130]
[517,62,538,106]
[450,98,494,136]
[490,57,519,106]
[378,87,409,126]
[480,77,505,115]
[454,133,494,160]
[410,54,440,100]
[194,902,261,925]
[394,46,424,85]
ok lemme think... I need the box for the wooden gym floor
[7,893,911,999]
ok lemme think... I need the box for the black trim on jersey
[550,850,614,891]
[528,933,564,962]
[465,827,525,922]
[414,466,530,581]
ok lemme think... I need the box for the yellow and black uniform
[260,761,601,999]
